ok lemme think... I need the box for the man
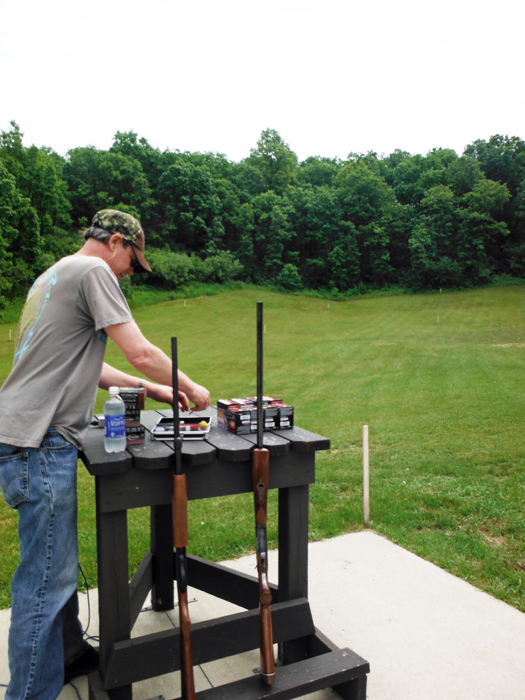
[0,209,210,700]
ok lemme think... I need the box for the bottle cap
[109,386,119,396]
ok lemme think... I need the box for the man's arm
[98,363,189,410]
[103,321,210,411]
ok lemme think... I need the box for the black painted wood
[128,551,153,628]
[278,484,310,666]
[82,417,369,700]
[272,426,331,453]
[81,410,330,476]
[204,425,254,462]
[186,555,277,610]
[81,427,133,476]
[95,467,172,513]
[190,648,368,700]
[308,629,370,700]
[94,451,315,513]
[88,670,106,700]
[155,409,217,466]
[238,430,290,457]
[127,433,172,471]
[278,485,309,603]
[150,504,174,611]
[104,599,314,688]
[95,493,132,700]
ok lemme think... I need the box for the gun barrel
[253,304,275,686]
[171,337,196,700]
[257,301,263,449]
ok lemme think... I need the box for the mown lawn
[0,285,524,611]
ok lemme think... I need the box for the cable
[69,680,83,700]
[78,564,99,643]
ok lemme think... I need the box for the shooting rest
[80,407,370,700]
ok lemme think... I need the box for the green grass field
[0,285,524,611]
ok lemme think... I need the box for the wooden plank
[104,599,314,688]
[126,429,172,471]
[205,424,254,462]
[128,551,153,628]
[95,451,315,512]
[278,484,310,666]
[151,504,174,611]
[80,427,133,476]
[186,451,315,501]
[272,426,331,453]
[95,502,130,680]
[151,410,217,466]
[308,629,370,700]
[278,485,309,602]
[190,648,368,700]
[95,468,172,513]
[238,431,290,457]
[88,671,109,700]
[186,555,277,609]
[166,407,291,458]
[81,413,329,477]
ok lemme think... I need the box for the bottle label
[105,414,126,439]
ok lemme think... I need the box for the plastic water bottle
[104,387,126,453]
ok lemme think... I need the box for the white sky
[1,0,523,163]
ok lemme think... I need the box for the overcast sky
[1,0,523,163]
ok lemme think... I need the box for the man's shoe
[64,644,99,684]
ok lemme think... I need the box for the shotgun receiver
[171,338,196,700]
[252,302,276,685]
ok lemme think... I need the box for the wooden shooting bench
[80,408,369,700]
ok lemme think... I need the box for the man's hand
[146,384,186,410]
[185,382,210,411]
[178,390,190,412]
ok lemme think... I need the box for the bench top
[80,406,330,477]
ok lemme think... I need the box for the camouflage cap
[92,209,152,273]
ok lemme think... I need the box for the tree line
[1,121,524,309]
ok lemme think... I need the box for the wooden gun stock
[171,338,196,700]
[252,301,276,686]
[252,446,275,684]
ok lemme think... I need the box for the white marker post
[363,425,369,527]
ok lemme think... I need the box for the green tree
[0,122,74,267]
[158,162,222,253]
[297,156,343,188]
[0,160,40,301]
[64,147,153,228]
[335,161,398,284]
[456,179,510,282]
[251,191,294,280]
[246,129,298,195]
[408,185,463,288]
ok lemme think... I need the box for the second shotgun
[252,302,276,685]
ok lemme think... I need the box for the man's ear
[109,233,123,249]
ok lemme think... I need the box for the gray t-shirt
[0,255,133,449]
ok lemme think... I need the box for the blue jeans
[0,429,80,700]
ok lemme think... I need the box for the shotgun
[252,302,276,685]
[171,337,196,700]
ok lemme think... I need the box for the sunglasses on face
[130,246,140,270]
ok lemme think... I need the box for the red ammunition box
[245,396,282,406]
[222,405,279,434]
[273,402,294,429]
[119,388,147,421]
[217,398,253,410]
[125,419,145,445]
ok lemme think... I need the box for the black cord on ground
[69,679,83,700]
[79,563,99,643]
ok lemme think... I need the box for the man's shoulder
[55,255,110,274]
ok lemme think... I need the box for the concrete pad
[223,531,525,700]
[1,531,525,699]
